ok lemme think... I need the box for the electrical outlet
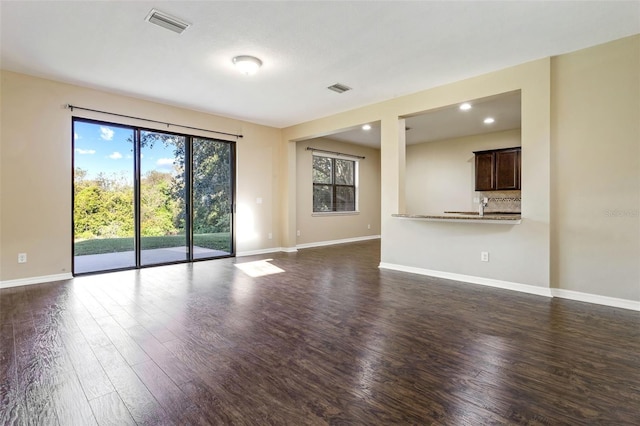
[268,232,273,240]
[18,253,27,263]
[473,197,480,203]
[367,224,371,229]
[481,251,489,262]
[296,230,301,237]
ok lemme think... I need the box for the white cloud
[74,132,80,140]
[156,158,174,166]
[75,148,96,155]
[100,126,114,141]
[109,151,123,160]
[156,158,175,171]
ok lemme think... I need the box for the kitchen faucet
[478,197,488,216]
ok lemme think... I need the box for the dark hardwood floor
[1,240,639,425]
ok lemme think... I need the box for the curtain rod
[306,147,365,160]
[66,104,243,139]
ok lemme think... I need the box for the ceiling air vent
[327,83,352,94]
[145,9,190,34]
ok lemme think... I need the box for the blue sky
[74,121,179,182]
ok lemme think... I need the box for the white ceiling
[1,1,639,135]
[329,90,522,147]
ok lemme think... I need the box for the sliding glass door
[139,130,188,265]
[73,118,234,275]
[73,121,136,274]
[192,138,233,259]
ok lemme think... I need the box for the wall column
[380,115,405,259]
[279,139,298,251]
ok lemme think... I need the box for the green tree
[74,168,134,239]
[102,186,134,237]
[135,132,232,234]
[141,170,178,236]
[74,184,106,239]
[191,138,232,234]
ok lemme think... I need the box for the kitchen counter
[392,212,521,224]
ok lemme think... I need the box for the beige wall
[406,129,521,214]
[384,59,550,288]
[283,35,639,303]
[235,122,284,254]
[0,71,283,281]
[295,138,380,245]
[551,35,640,301]
[284,58,552,289]
[2,34,638,304]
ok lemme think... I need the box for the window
[313,155,357,212]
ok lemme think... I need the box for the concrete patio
[74,246,231,274]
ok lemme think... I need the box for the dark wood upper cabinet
[474,147,521,191]
[495,148,520,190]
[474,152,495,191]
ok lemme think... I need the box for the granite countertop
[392,211,521,223]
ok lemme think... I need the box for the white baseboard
[0,273,74,289]
[237,247,289,257]
[6,260,635,312]
[379,262,553,297]
[296,235,381,250]
[551,288,640,311]
[378,262,640,311]
[236,236,380,257]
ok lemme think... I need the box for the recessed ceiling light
[484,117,495,124]
[232,55,263,75]
[459,103,472,111]
[362,124,371,131]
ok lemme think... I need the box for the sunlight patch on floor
[235,259,285,277]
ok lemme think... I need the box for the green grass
[74,233,231,256]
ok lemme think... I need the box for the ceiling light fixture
[232,56,263,75]
[362,124,372,131]
[459,103,472,111]
[484,117,495,124]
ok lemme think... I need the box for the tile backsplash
[478,190,521,213]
